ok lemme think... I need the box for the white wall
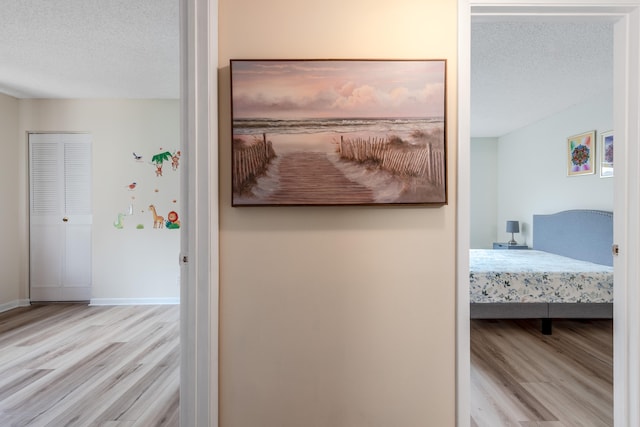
[496,91,614,246]
[17,99,181,303]
[470,137,498,248]
[0,93,22,309]
[218,0,457,425]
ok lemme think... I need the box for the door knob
[63,217,69,222]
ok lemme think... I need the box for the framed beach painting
[567,130,596,176]
[600,130,613,178]
[230,59,447,206]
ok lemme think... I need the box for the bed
[470,209,613,334]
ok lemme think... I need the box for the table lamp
[506,220,520,245]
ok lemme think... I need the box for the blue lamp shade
[506,221,520,233]
[506,220,520,245]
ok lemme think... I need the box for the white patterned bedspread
[470,249,613,303]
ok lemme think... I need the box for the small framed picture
[600,130,613,178]
[567,130,596,176]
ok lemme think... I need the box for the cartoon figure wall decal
[151,150,172,177]
[166,211,181,229]
[127,182,137,190]
[132,152,143,162]
[171,150,181,171]
[113,196,135,229]
[151,150,172,164]
[113,213,125,229]
[148,204,165,229]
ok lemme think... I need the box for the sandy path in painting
[233,131,443,204]
[264,151,374,204]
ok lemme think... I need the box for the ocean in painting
[232,117,445,156]
[234,117,443,145]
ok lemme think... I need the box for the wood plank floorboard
[0,303,179,426]
[471,319,613,427]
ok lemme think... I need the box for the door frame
[457,1,640,426]
[180,0,218,425]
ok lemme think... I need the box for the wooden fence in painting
[232,134,276,193]
[338,136,445,187]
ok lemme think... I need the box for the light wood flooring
[471,319,613,427]
[0,303,179,426]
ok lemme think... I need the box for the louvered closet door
[29,133,92,301]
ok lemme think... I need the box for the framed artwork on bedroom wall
[567,130,596,176]
[600,130,614,178]
[229,59,447,206]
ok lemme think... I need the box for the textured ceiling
[0,4,613,132]
[471,20,614,137]
[0,0,179,99]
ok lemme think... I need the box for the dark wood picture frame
[230,59,447,206]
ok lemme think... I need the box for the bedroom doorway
[468,15,615,425]
[458,1,640,427]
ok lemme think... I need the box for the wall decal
[148,204,165,228]
[151,150,172,163]
[128,197,135,215]
[114,145,180,231]
[166,211,181,229]
[171,150,181,171]
[113,213,125,229]
[151,150,172,177]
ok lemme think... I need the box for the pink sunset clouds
[231,60,445,119]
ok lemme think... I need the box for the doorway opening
[468,17,615,424]
[458,2,640,426]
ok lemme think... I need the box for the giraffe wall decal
[148,205,164,229]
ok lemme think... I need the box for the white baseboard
[89,297,180,306]
[0,299,32,313]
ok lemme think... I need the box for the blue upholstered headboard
[533,210,613,266]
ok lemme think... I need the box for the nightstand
[493,242,528,250]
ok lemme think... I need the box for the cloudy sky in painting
[231,60,445,119]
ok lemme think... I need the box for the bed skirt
[470,302,613,319]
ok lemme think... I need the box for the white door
[29,133,92,301]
